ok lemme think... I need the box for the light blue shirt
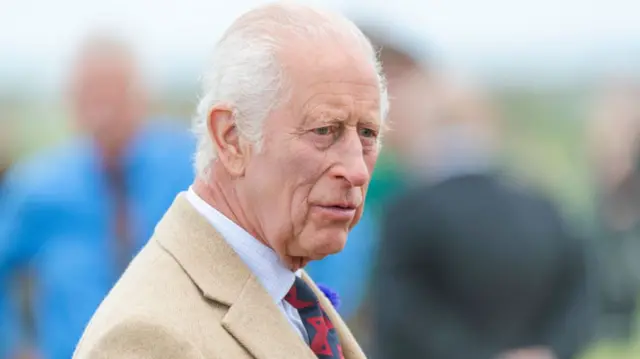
[0,120,195,359]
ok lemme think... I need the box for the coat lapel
[155,193,249,306]
[155,193,316,359]
[222,275,316,359]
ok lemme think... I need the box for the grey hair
[192,1,389,179]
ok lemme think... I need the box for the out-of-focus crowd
[2,15,640,359]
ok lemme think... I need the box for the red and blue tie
[285,277,344,359]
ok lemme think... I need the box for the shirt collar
[185,187,296,304]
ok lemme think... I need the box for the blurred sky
[2,0,640,96]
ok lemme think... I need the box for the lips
[325,203,357,210]
[314,203,358,221]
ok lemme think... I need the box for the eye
[312,126,335,136]
[359,127,378,138]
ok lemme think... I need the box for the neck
[192,176,245,227]
[192,171,304,271]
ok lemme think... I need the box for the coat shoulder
[73,316,205,359]
[73,239,227,358]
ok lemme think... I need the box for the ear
[207,105,249,177]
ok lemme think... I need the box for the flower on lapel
[317,283,341,309]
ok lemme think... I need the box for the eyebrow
[302,107,381,129]
[359,116,381,126]
[302,111,345,126]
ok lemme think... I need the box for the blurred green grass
[581,339,640,359]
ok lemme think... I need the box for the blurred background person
[587,80,640,344]
[373,78,597,359]
[0,33,194,359]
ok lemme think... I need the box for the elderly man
[0,35,194,359]
[73,3,387,359]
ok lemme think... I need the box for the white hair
[192,2,389,179]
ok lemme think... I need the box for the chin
[309,230,347,259]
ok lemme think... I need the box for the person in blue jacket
[0,34,194,359]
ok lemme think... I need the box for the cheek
[285,149,333,227]
[288,174,322,230]
[254,146,324,229]
[289,192,311,235]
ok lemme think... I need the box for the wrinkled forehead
[278,37,381,116]
[294,84,382,126]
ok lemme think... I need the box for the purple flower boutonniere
[317,283,341,309]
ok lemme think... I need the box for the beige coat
[73,194,366,359]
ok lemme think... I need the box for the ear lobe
[207,105,247,177]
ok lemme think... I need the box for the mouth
[314,203,358,221]
[327,203,357,210]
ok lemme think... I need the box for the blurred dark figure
[0,34,194,359]
[373,80,596,359]
[588,81,640,342]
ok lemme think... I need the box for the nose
[332,131,370,188]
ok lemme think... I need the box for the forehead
[280,39,381,122]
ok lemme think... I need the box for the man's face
[238,39,382,266]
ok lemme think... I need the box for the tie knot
[284,277,318,310]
